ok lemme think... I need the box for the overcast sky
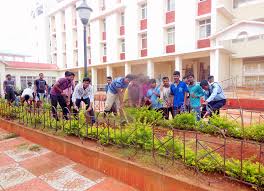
[0,0,34,55]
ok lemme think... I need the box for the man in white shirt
[21,82,34,105]
[72,77,95,124]
[160,77,173,119]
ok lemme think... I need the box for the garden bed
[0,102,263,190]
[0,118,253,191]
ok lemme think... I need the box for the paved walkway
[0,128,137,191]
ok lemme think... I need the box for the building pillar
[210,49,220,81]
[147,60,154,78]
[174,56,183,75]
[91,67,98,92]
[78,69,81,81]
[106,65,113,77]
[125,62,131,76]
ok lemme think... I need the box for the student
[146,79,162,111]
[187,74,204,121]
[128,77,141,107]
[200,79,226,117]
[160,77,173,119]
[72,77,95,124]
[21,82,34,105]
[104,74,135,124]
[3,74,16,103]
[170,71,188,117]
[182,76,190,112]
[34,73,48,106]
[105,76,117,115]
[50,72,75,120]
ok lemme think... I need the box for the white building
[48,0,264,90]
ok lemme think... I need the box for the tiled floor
[0,128,137,191]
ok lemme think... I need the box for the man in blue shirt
[187,74,204,121]
[105,76,117,115]
[200,78,226,118]
[104,74,135,124]
[170,71,188,117]
[146,79,162,110]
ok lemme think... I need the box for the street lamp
[76,0,92,78]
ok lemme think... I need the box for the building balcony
[102,32,106,40]
[166,44,175,53]
[120,52,125,60]
[198,0,211,16]
[120,26,125,36]
[219,34,264,58]
[197,39,210,48]
[103,56,107,62]
[140,49,147,57]
[166,11,175,24]
[140,19,147,30]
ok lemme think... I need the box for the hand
[87,106,92,112]
[74,105,79,111]
[203,101,208,105]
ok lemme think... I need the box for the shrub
[171,113,196,130]
[208,114,242,138]
[125,107,163,125]
[244,124,264,142]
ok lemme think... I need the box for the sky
[0,0,35,55]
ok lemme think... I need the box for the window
[167,0,175,12]
[167,27,175,45]
[100,0,105,10]
[103,43,107,56]
[20,76,55,90]
[141,33,147,49]
[20,76,37,90]
[103,19,106,32]
[199,19,211,39]
[141,4,147,20]
[233,0,255,8]
[121,39,125,52]
[121,12,125,26]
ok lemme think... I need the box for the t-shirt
[4,80,15,93]
[188,83,204,108]
[170,81,188,108]
[50,78,72,96]
[22,87,34,98]
[35,79,47,93]
[147,87,162,109]
[108,77,128,94]
[160,86,171,108]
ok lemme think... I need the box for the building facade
[48,0,264,89]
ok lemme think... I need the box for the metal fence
[0,101,263,190]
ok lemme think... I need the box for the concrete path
[0,128,137,191]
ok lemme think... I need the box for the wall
[154,62,174,80]
[218,51,231,82]
[174,0,197,52]
[65,6,74,69]
[233,1,264,21]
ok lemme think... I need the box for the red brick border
[0,119,209,191]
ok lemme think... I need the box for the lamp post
[76,0,92,78]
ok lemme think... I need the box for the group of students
[103,71,226,122]
[3,73,49,107]
[3,70,226,123]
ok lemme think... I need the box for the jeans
[50,95,68,120]
[73,98,95,124]
[162,107,174,120]
[191,106,201,121]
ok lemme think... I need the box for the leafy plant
[171,112,196,130]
